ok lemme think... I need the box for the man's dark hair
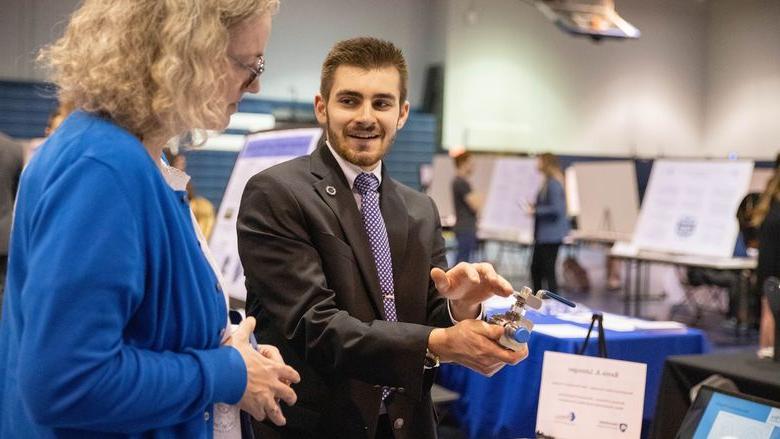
[454,151,472,169]
[320,37,408,104]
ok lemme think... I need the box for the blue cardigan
[534,177,570,244]
[0,112,246,438]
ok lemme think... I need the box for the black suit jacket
[237,144,452,439]
[0,133,24,256]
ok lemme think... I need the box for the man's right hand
[428,320,528,376]
[228,317,301,425]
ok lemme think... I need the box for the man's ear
[314,94,328,125]
[396,100,410,130]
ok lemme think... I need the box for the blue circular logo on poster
[676,216,696,238]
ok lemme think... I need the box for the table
[474,232,533,286]
[568,229,633,245]
[566,230,630,293]
[436,312,710,439]
[649,351,780,439]
[609,246,756,318]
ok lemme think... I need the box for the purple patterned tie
[354,172,397,400]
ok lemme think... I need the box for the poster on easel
[565,165,580,218]
[209,127,322,301]
[631,159,754,258]
[478,158,541,243]
[574,161,639,239]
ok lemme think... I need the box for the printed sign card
[536,351,647,439]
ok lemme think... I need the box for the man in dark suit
[0,132,24,308]
[237,37,527,439]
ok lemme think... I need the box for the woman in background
[751,173,779,358]
[0,1,300,437]
[526,153,570,293]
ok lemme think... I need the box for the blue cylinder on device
[513,326,531,344]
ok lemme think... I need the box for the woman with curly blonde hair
[0,1,300,437]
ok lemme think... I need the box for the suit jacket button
[393,418,404,430]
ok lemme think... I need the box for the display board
[209,127,322,301]
[564,165,580,217]
[426,153,498,227]
[632,160,754,258]
[574,161,639,236]
[478,157,541,243]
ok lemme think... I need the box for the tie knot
[354,172,379,195]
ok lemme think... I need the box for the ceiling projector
[531,0,640,41]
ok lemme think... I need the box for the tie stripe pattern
[354,172,397,400]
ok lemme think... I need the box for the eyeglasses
[229,54,265,88]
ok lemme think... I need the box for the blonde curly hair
[39,0,279,140]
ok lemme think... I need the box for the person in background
[44,101,74,137]
[0,133,24,310]
[0,1,300,437]
[452,151,482,263]
[189,183,217,240]
[166,150,217,240]
[23,102,75,165]
[525,152,570,293]
[737,192,761,251]
[677,193,755,330]
[752,173,780,358]
[170,151,188,171]
[237,37,527,439]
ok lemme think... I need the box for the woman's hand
[228,317,300,425]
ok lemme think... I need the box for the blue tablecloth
[436,312,711,439]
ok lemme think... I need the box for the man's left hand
[431,262,513,318]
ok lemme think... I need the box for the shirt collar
[325,140,382,190]
[157,158,191,191]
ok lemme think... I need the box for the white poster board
[478,158,541,243]
[427,154,497,227]
[574,161,639,236]
[427,155,457,226]
[536,351,647,439]
[565,165,580,217]
[632,160,754,258]
[209,128,322,301]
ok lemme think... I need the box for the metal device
[488,287,576,351]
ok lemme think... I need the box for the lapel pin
[325,185,337,196]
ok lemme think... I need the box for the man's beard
[326,121,396,168]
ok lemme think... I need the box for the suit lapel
[379,172,410,319]
[310,145,386,318]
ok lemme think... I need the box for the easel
[577,313,608,358]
